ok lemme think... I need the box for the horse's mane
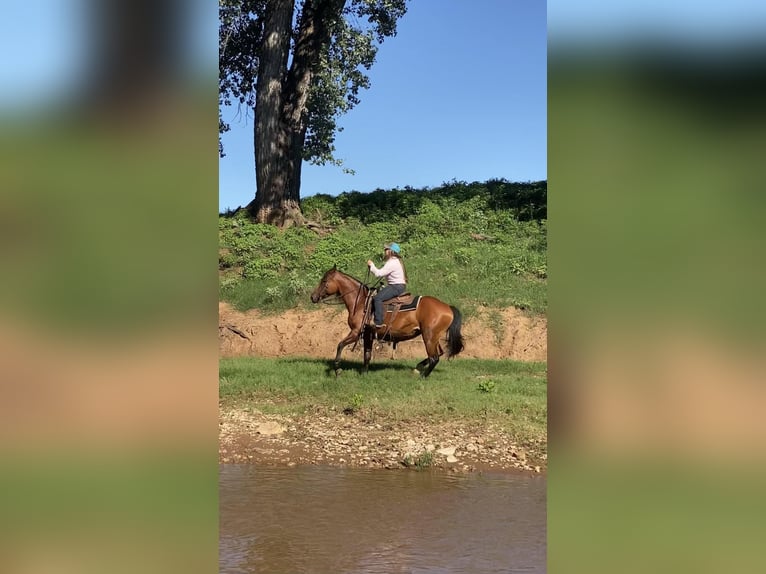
[332,268,372,290]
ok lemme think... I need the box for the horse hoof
[412,369,420,375]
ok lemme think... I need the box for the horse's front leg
[334,330,361,376]
[362,327,375,374]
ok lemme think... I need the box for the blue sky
[218,0,547,211]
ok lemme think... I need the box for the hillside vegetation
[219,179,547,316]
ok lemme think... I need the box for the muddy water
[220,465,546,573]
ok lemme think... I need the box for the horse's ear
[332,263,337,270]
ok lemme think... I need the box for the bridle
[316,271,371,316]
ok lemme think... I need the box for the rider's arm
[368,259,393,278]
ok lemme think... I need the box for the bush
[219,179,547,313]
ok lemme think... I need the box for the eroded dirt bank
[219,302,547,361]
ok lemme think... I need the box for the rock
[257,421,286,436]
[534,466,541,473]
[425,444,435,452]
[465,443,478,452]
[446,455,458,463]
[437,446,456,456]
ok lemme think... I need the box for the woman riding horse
[367,242,406,330]
[310,265,464,377]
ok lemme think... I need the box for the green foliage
[343,393,365,415]
[219,179,547,314]
[301,194,343,226]
[477,380,497,394]
[219,0,407,164]
[403,450,435,470]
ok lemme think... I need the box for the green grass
[220,250,547,318]
[219,180,547,316]
[403,450,436,469]
[219,356,547,443]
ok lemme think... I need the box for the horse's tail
[447,305,465,358]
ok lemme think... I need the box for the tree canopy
[219,0,407,167]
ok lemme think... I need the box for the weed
[403,450,434,470]
[487,312,505,345]
[264,286,282,301]
[343,393,364,415]
[477,380,497,394]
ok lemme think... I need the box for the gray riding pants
[373,284,406,324]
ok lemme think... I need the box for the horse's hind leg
[422,355,439,378]
[419,330,441,378]
[362,327,374,374]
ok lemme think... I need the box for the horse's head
[310,265,339,303]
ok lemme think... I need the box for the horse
[310,265,464,377]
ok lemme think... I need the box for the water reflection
[220,465,546,574]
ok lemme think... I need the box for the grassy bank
[219,179,547,316]
[219,356,547,447]
[219,180,548,463]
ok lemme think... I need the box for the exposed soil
[219,302,547,361]
[219,302,547,473]
[219,406,547,475]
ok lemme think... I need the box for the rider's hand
[367,260,373,267]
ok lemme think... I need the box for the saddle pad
[386,295,420,312]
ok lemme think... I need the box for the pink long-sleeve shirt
[369,258,406,285]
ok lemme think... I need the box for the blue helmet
[384,242,401,254]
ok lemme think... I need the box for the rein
[318,272,371,312]
[318,295,348,306]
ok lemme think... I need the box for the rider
[367,242,407,328]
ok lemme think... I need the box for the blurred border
[0,1,218,572]
[549,4,766,573]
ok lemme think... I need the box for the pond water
[220,465,546,573]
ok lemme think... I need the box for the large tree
[219,0,407,226]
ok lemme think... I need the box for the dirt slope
[219,302,546,361]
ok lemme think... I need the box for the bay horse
[310,265,464,377]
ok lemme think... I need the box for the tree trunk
[248,0,298,226]
[248,119,305,227]
[248,0,345,227]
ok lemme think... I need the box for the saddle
[364,291,421,331]
[384,293,416,307]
